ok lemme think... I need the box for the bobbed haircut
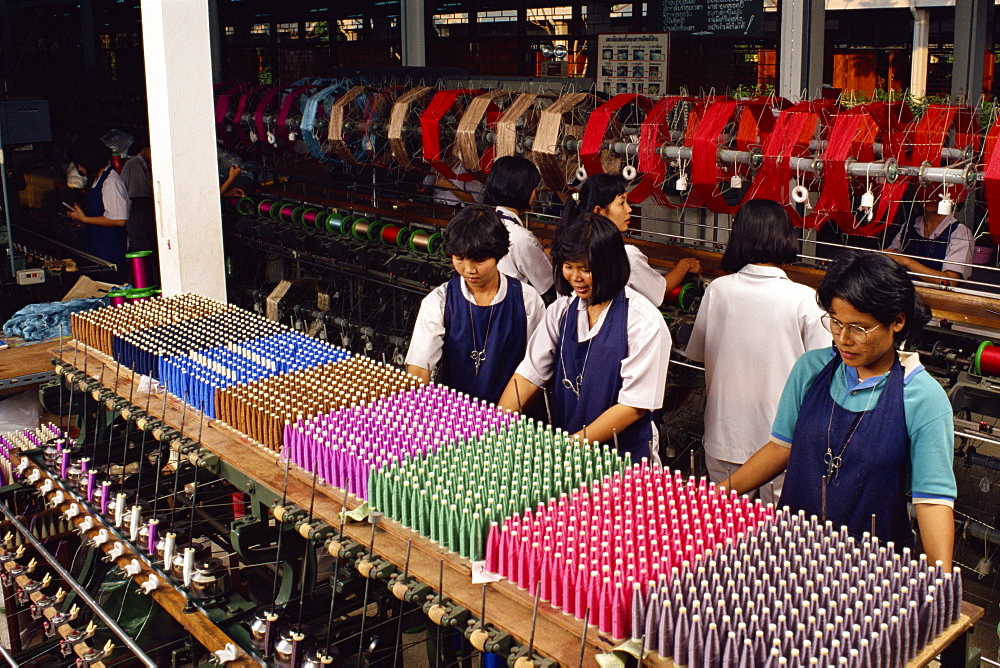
[443,204,510,261]
[482,156,540,211]
[818,250,931,346]
[561,173,627,226]
[551,213,630,303]
[721,199,800,273]
[68,139,112,186]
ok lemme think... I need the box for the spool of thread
[351,217,372,239]
[127,250,154,289]
[973,341,1000,377]
[257,200,276,218]
[301,209,328,231]
[380,224,406,247]
[665,282,702,312]
[409,230,443,255]
[277,203,298,223]
[107,289,129,307]
[324,213,345,235]
[235,197,256,216]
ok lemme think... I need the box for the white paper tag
[471,561,502,584]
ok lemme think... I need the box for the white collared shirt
[121,153,152,199]
[100,168,130,221]
[495,207,555,294]
[406,273,545,374]
[624,244,667,306]
[516,287,672,410]
[888,214,975,278]
[684,264,829,463]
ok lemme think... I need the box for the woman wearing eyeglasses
[685,199,828,505]
[722,250,956,568]
[497,213,672,463]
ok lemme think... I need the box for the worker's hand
[677,257,701,275]
[228,164,241,180]
[65,203,85,222]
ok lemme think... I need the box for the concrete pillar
[778,0,825,101]
[910,9,929,99]
[952,0,991,104]
[208,0,223,84]
[140,0,227,301]
[400,0,426,67]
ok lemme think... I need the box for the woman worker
[722,251,956,568]
[498,213,672,463]
[66,138,129,280]
[406,205,545,403]
[885,189,975,285]
[481,156,554,296]
[685,199,828,504]
[566,173,701,306]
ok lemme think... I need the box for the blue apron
[82,166,128,274]
[779,352,912,547]
[899,218,961,272]
[551,291,653,463]
[439,276,527,404]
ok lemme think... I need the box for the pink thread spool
[126,250,154,289]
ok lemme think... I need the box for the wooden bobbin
[512,657,536,668]
[327,539,344,558]
[469,629,490,652]
[391,581,410,601]
[356,559,375,578]
[273,505,288,523]
[426,604,448,626]
[297,522,313,540]
[136,417,148,431]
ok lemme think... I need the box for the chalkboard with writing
[662,0,764,37]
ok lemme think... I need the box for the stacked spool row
[71,294,231,356]
[484,465,772,639]
[234,196,444,255]
[367,421,629,562]
[641,510,964,666]
[112,309,285,379]
[159,331,352,418]
[215,357,421,452]
[284,383,519,499]
[75,296,965,654]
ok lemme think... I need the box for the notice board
[663,0,764,37]
[596,33,670,97]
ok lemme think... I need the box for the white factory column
[910,9,929,100]
[140,0,227,301]
[401,0,426,67]
[778,0,825,101]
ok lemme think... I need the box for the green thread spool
[236,197,256,216]
[350,217,372,239]
[408,230,443,254]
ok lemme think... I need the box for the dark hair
[482,156,540,211]
[68,139,112,186]
[551,213,630,303]
[561,173,627,226]
[818,250,931,345]
[443,205,510,261]
[721,199,800,273]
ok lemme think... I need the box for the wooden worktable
[0,339,59,393]
[56,344,986,666]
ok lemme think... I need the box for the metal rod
[542,388,552,425]
[391,539,413,668]
[527,581,541,660]
[0,640,18,667]
[0,503,157,667]
[298,467,319,629]
[821,475,828,523]
[577,607,590,668]
[269,456,293,606]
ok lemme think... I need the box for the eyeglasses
[821,313,882,344]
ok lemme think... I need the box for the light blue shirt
[771,347,956,506]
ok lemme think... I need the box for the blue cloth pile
[3,297,109,341]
